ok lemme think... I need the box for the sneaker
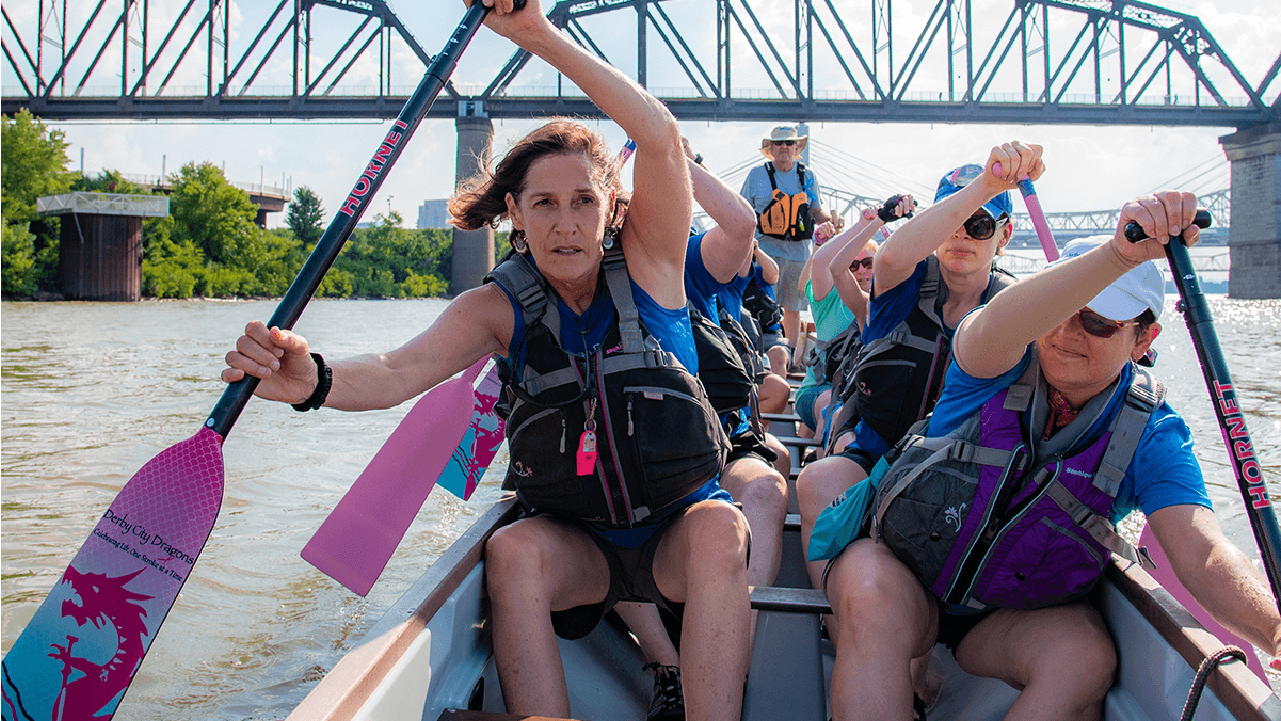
[643,662,685,721]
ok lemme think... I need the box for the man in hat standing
[739,126,838,361]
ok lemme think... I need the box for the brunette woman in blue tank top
[219,1,751,718]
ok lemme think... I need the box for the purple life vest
[872,356,1162,610]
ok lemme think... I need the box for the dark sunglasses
[771,140,797,147]
[850,257,874,270]
[961,212,1004,240]
[1075,308,1138,339]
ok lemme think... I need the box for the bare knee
[796,456,859,521]
[684,503,751,576]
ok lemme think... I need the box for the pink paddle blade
[300,359,487,596]
[1138,525,1268,680]
[2,427,224,721]
[438,366,506,501]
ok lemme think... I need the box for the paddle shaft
[207,0,509,437]
[991,162,1058,261]
[1125,210,1281,615]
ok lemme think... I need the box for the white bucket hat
[760,126,808,159]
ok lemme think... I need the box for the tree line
[2,110,507,300]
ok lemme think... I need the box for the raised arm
[953,191,1198,378]
[480,0,689,305]
[875,142,1040,296]
[810,209,877,301]
[754,244,780,284]
[1150,504,1281,656]
[687,143,756,283]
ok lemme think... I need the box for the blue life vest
[872,355,1163,610]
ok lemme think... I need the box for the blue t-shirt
[498,268,699,376]
[928,341,1212,523]
[685,233,753,437]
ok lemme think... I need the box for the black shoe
[643,662,685,721]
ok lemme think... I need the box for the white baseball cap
[1049,235,1165,321]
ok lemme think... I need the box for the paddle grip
[206,1,516,437]
[1125,210,1281,616]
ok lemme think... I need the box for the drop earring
[511,229,528,253]
[603,225,620,249]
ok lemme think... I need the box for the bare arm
[481,0,689,306]
[755,245,780,285]
[690,153,756,283]
[223,284,513,411]
[875,142,1041,298]
[810,211,877,301]
[953,191,1199,378]
[1150,504,1281,656]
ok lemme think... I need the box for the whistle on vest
[576,430,598,476]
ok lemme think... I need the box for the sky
[11,0,1279,229]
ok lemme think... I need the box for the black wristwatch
[292,353,332,412]
[693,153,705,167]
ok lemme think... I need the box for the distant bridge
[3,0,1277,126]
[117,172,289,227]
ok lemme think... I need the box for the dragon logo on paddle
[3,567,153,721]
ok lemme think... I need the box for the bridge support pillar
[451,115,495,295]
[1220,123,1281,299]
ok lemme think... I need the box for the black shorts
[545,514,684,640]
[726,427,778,466]
[543,501,751,640]
[836,445,879,475]
[935,604,998,656]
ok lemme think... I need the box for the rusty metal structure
[37,192,170,301]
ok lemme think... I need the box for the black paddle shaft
[206,1,522,437]
[1125,210,1281,615]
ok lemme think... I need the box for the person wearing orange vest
[739,126,839,359]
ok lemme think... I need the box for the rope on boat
[1178,645,1248,721]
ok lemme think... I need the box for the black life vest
[689,304,754,416]
[757,162,814,241]
[486,249,729,527]
[850,256,1017,446]
[742,263,784,334]
[805,320,862,388]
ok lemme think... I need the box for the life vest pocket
[624,384,726,508]
[877,462,979,596]
[507,406,598,520]
[967,512,1109,609]
[853,357,919,443]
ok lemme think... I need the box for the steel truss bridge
[3,0,1278,126]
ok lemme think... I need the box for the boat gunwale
[1103,560,1279,720]
[287,496,521,721]
[290,495,1280,721]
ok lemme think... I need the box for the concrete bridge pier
[451,113,495,295]
[1220,123,1281,299]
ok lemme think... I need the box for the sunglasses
[961,212,1005,241]
[850,257,874,270]
[1075,308,1138,339]
[771,140,797,147]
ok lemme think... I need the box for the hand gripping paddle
[990,161,1058,261]
[0,4,512,718]
[1125,211,1281,678]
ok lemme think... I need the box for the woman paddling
[221,2,750,718]
[819,190,1281,720]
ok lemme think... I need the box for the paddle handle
[1124,210,1281,615]
[206,1,513,437]
[992,162,1058,261]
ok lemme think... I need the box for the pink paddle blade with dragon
[2,428,224,721]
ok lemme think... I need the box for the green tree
[167,161,262,267]
[2,222,39,295]
[327,212,450,298]
[2,110,74,226]
[287,186,325,249]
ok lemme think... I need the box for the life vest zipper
[572,355,623,526]
[944,445,1033,606]
[593,347,635,525]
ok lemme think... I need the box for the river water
[2,295,1279,719]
